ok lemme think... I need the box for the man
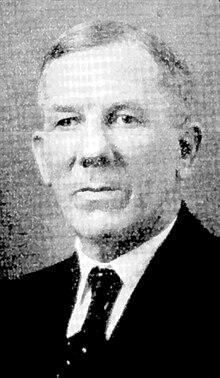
[1,21,219,377]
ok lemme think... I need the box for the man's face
[36,41,181,238]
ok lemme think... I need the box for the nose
[77,114,114,168]
[81,155,110,168]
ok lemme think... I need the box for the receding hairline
[40,21,190,76]
[42,39,162,85]
[38,20,195,125]
[41,21,147,72]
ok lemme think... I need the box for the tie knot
[88,267,122,298]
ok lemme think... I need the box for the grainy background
[0,0,219,278]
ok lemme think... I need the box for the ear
[177,122,202,180]
[32,131,51,186]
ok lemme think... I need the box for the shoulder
[0,254,79,350]
[13,252,78,290]
[160,202,219,289]
[0,254,78,322]
[170,202,219,250]
[179,203,219,290]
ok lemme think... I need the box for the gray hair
[38,20,195,125]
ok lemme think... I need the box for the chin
[65,207,136,239]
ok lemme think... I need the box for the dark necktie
[57,267,123,377]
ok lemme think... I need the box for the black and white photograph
[0,1,219,377]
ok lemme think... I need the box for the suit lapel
[109,204,194,343]
[48,251,80,333]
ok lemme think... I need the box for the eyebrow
[106,101,145,114]
[50,101,145,114]
[51,105,83,113]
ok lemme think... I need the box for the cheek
[116,129,179,194]
[148,140,179,189]
[156,133,179,179]
[43,134,76,181]
[112,129,155,158]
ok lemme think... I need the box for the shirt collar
[75,217,177,290]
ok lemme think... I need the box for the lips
[73,186,119,195]
[72,184,130,211]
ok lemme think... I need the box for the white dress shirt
[67,218,176,340]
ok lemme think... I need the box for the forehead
[41,41,162,109]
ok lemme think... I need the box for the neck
[77,200,181,263]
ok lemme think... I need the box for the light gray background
[0,0,219,278]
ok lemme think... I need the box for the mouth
[71,185,129,211]
[78,186,118,193]
[73,186,120,195]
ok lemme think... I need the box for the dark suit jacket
[0,203,219,377]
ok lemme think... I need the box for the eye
[55,116,80,128]
[117,115,140,125]
[106,113,141,127]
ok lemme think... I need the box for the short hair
[38,20,195,126]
